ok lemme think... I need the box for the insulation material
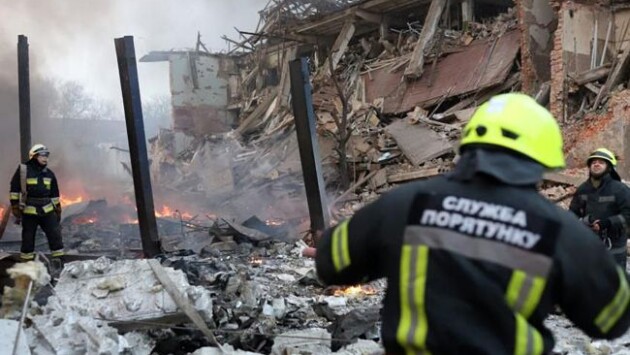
[7,261,50,286]
[53,257,213,323]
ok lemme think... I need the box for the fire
[155,205,174,218]
[249,257,263,266]
[333,285,378,297]
[265,218,285,226]
[154,204,194,219]
[123,216,139,224]
[60,194,84,206]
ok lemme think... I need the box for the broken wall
[550,2,615,120]
[564,91,630,179]
[168,53,237,134]
[517,0,556,94]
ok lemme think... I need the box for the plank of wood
[387,167,443,183]
[329,19,356,72]
[569,65,611,85]
[385,119,454,166]
[404,0,448,79]
[147,260,223,350]
[594,42,630,108]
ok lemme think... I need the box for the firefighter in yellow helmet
[9,144,64,262]
[569,148,630,266]
[315,93,630,354]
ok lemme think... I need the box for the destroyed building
[3,0,630,354]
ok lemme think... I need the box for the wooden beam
[148,260,223,349]
[404,0,448,80]
[356,9,383,24]
[388,167,445,183]
[275,46,298,113]
[594,43,630,108]
[329,19,356,72]
[569,65,611,85]
[461,0,474,24]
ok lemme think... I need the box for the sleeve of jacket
[50,172,60,206]
[568,185,585,217]
[606,184,630,231]
[315,196,386,286]
[9,166,20,206]
[556,213,630,339]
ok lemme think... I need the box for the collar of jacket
[27,159,48,172]
[589,173,615,188]
[595,169,621,182]
[447,148,544,187]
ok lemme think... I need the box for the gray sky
[1,0,268,103]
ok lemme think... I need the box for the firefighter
[569,148,630,268]
[10,144,64,262]
[315,93,630,354]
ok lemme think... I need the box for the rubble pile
[17,245,385,354]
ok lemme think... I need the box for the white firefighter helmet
[29,144,49,160]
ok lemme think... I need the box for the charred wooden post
[404,0,448,80]
[289,57,330,234]
[114,36,161,258]
[17,35,31,162]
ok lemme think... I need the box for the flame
[265,218,285,226]
[123,216,139,224]
[154,204,194,219]
[333,285,378,297]
[60,194,84,206]
[249,257,263,266]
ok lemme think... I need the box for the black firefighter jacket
[10,160,61,216]
[569,174,630,250]
[316,149,630,355]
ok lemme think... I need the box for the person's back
[315,94,630,354]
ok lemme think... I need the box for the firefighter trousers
[21,212,64,260]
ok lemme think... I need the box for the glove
[11,205,21,225]
[579,215,592,227]
[11,205,21,218]
[54,205,62,222]
[596,218,612,230]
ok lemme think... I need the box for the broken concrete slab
[271,328,332,355]
[27,307,155,355]
[335,339,384,355]
[331,307,381,351]
[0,319,30,355]
[385,119,453,166]
[53,257,213,325]
[193,344,263,355]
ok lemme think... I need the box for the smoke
[0,0,266,204]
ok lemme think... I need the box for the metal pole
[114,36,161,258]
[17,35,31,162]
[289,57,330,234]
[12,279,33,355]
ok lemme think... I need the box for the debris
[271,328,331,355]
[147,259,222,348]
[385,119,453,166]
[0,320,30,355]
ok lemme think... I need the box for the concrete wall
[169,53,237,134]
[550,2,616,121]
[561,4,612,74]
[564,91,630,179]
[517,0,556,94]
